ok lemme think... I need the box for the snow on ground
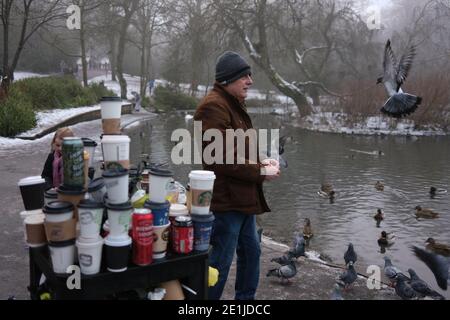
[295,110,447,136]
[89,74,141,100]
[13,72,48,81]
[17,105,101,137]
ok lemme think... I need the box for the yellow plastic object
[208,267,219,287]
[40,292,51,300]
[132,191,149,209]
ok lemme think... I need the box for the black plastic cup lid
[149,167,173,177]
[101,96,121,102]
[105,201,133,211]
[57,185,86,195]
[102,168,129,179]
[144,200,170,210]
[44,189,58,198]
[43,201,74,214]
[88,178,105,192]
[81,138,98,147]
[78,199,104,209]
[49,239,76,247]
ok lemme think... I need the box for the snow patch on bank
[13,72,48,81]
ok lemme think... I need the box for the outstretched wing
[383,39,398,84]
[396,44,417,91]
[412,246,449,290]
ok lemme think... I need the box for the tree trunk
[109,35,117,81]
[116,21,128,99]
[80,13,89,87]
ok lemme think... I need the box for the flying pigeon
[338,261,358,289]
[266,135,291,169]
[344,243,357,266]
[395,274,417,300]
[412,246,449,290]
[377,39,422,118]
[383,256,402,285]
[266,260,297,283]
[288,234,306,258]
[407,268,445,300]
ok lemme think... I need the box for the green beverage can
[62,137,85,188]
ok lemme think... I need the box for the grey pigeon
[266,260,297,283]
[271,253,294,266]
[338,262,358,289]
[288,234,306,258]
[408,268,445,300]
[412,246,449,290]
[331,283,344,300]
[383,256,402,285]
[344,243,357,266]
[395,274,417,300]
[377,39,422,118]
[267,135,291,169]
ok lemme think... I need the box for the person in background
[194,51,280,300]
[42,127,74,189]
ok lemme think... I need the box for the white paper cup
[101,135,130,169]
[76,236,104,275]
[189,171,216,215]
[101,97,122,119]
[43,201,74,223]
[148,168,174,203]
[105,202,133,238]
[152,223,170,259]
[102,169,129,204]
[48,239,76,274]
[78,200,104,239]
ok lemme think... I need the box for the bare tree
[1,0,66,88]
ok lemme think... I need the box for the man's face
[225,74,253,102]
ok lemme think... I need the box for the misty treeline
[1,0,450,122]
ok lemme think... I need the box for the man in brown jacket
[194,51,280,300]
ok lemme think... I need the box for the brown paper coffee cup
[160,280,185,300]
[102,119,121,135]
[44,218,77,242]
[25,214,47,245]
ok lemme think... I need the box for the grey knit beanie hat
[215,51,251,85]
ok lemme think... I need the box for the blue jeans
[208,211,261,300]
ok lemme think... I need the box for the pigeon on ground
[331,283,344,300]
[383,256,402,286]
[338,261,358,290]
[266,260,297,283]
[288,234,306,258]
[344,243,357,266]
[407,268,445,300]
[271,253,294,266]
[412,246,449,290]
[395,274,417,300]
[377,39,422,118]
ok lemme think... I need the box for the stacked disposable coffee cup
[188,171,216,252]
[143,168,174,260]
[98,97,133,272]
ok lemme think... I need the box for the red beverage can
[132,208,153,266]
[172,216,193,254]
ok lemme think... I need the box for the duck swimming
[374,209,384,221]
[318,183,335,198]
[415,206,439,219]
[429,187,447,198]
[303,218,314,240]
[425,238,450,257]
[375,181,384,191]
[378,231,395,247]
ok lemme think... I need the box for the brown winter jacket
[193,83,270,215]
